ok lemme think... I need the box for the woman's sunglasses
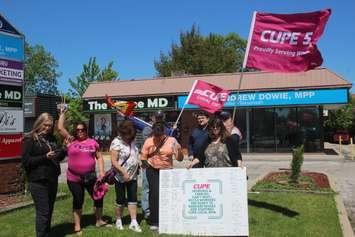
[76,128,86,132]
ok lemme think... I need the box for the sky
[1,0,355,93]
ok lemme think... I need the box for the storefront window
[251,108,275,152]
[275,108,298,152]
[298,107,321,151]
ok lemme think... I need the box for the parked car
[333,130,350,144]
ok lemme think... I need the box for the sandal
[74,229,82,236]
[96,221,112,228]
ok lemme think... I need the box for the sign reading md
[178,88,348,108]
[159,168,249,236]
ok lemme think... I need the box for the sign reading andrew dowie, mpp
[178,88,348,109]
[0,33,24,62]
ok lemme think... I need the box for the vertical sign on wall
[0,13,25,193]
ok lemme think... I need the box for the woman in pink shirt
[58,108,107,235]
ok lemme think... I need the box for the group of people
[22,108,242,237]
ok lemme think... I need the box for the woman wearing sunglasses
[191,117,242,168]
[58,107,108,235]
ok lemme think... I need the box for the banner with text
[243,9,331,72]
[0,59,23,85]
[185,80,229,113]
[178,88,348,109]
[0,84,22,107]
[0,109,23,133]
[159,168,248,236]
[0,33,24,61]
[0,133,22,158]
[84,96,175,112]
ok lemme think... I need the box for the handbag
[104,167,116,185]
[83,171,97,186]
[69,168,97,186]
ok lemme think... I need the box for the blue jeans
[141,168,150,216]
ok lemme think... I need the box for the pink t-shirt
[67,138,99,182]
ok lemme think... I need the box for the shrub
[290,145,304,184]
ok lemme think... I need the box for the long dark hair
[151,121,166,137]
[118,119,136,142]
[207,117,229,142]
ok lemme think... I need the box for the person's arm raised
[57,107,72,139]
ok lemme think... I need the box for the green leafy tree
[68,57,101,97]
[24,42,61,95]
[154,24,247,77]
[98,61,119,81]
[66,57,119,126]
[324,103,353,131]
[69,57,119,97]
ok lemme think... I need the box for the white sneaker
[115,219,123,230]
[129,223,142,232]
[150,225,159,231]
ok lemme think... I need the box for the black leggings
[114,180,138,206]
[146,166,160,226]
[67,180,103,210]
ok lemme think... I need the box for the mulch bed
[0,193,29,210]
[262,171,331,189]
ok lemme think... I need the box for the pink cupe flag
[243,9,331,72]
[186,80,230,113]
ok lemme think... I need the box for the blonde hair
[27,113,54,140]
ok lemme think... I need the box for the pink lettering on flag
[243,9,331,72]
[186,80,229,113]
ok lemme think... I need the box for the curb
[0,192,68,215]
[327,175,354,237]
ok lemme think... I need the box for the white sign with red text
[159,167,248,236]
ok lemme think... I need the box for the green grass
[0,184,342,237]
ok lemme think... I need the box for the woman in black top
[22,113,66,237]
[191,117,242,168]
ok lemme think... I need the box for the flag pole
[232,11,256,121]
[232,68,244,121]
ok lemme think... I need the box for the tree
[324,103,353,131]
[69,57,119,97]
[98,61,119,81]
[66,57,119,127]
[154,24,247,77]
[24,42,61,95]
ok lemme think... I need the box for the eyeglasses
[76,128,85,132]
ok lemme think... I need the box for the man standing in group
[187,111,210,168]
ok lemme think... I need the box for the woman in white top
[110,119,141,232]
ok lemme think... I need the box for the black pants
[114,180,138,206]
[28,180,58,237]
[67,180,103,210]
[146,166,160,226]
